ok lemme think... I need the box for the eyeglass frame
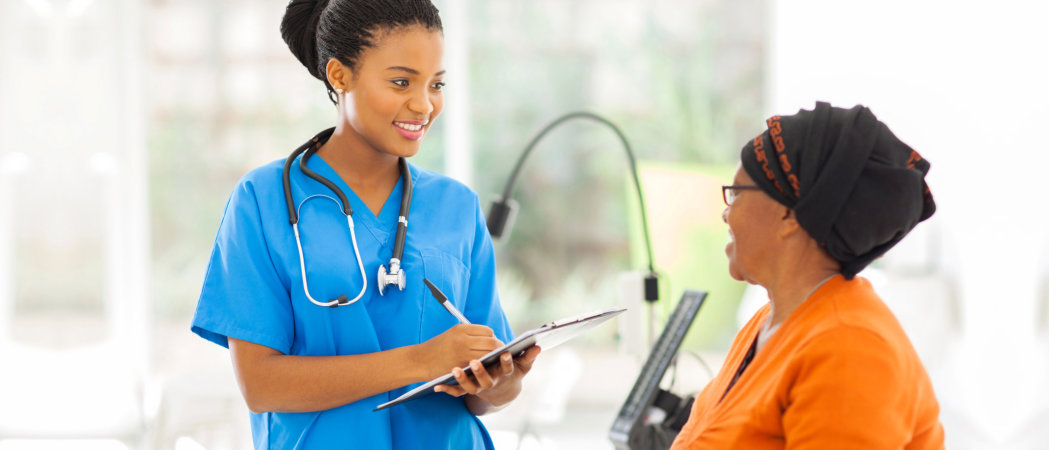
[721,185,762,206]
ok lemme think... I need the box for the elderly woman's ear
[775,207,803,240]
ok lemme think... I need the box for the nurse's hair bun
[280,0,330,81]
[279,0,445,104]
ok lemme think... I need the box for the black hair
[280,0,443,104]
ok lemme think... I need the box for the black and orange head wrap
[740,102,935,279]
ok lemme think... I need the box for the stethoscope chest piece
[377,259,407,296]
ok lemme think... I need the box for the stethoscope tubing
[283,128,339,225]
[391,157,413,264]
[282,127,413,307]
[292,195,369,307]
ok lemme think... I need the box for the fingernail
[502,354,511,362]
[471,362,481,370]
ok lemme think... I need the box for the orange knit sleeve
[781,326,914,449]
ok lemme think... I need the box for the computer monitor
[608,290,708,450]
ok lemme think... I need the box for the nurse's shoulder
[221,158,288,206]
[410,164,483,211]
[212,158,289,229]
[240,158,288,196]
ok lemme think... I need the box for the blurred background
[1,0,1048,449]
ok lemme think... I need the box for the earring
[335,87,343,95]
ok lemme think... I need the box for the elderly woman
[670,102,945,449]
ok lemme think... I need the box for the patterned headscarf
[740,102,935,279]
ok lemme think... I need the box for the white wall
[770,1,1049,448]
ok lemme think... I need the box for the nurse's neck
[316,126,402,216]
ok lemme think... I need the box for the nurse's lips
[393,120,428,141]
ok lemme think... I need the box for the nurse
[190,0,540,448]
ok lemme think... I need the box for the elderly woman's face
[723,167,782,284]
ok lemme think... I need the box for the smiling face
[330,25,445,159]
[723,167,784,284]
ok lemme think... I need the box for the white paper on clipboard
[374,306,626,411]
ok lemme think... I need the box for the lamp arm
[496,111,657,276]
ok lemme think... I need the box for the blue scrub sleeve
[463,195,514,343]
[191,178,294,354]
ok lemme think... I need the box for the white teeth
[395,122,423,132]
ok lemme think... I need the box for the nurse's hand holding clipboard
[422,278,542,414]
[435,344,542,414]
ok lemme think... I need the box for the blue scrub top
[191,150,513,450]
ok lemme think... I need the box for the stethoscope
[281,127,413,307]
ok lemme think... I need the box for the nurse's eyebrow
[386,66,446,77]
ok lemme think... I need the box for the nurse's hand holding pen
[415,323,506,379]
[421,278,542,415]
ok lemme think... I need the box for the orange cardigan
[670,276,944,449]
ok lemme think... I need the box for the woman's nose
[408,90,435,115]
[722,207,729,224]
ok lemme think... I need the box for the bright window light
[0,440,128,450]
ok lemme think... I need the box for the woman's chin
[726,260,744,281]
[725,243,744,281]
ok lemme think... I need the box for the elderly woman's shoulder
[795,277,922,367]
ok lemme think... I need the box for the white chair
[480,347,584,450]
[147,364,252,450]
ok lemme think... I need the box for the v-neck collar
[299,152,413,248]
[713,275,847,412]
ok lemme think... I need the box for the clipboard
[374,306,626,411]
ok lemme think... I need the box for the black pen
[423,278,471,324]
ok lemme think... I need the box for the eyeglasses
[721,185,762,206]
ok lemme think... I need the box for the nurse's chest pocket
[418,248,471,341]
